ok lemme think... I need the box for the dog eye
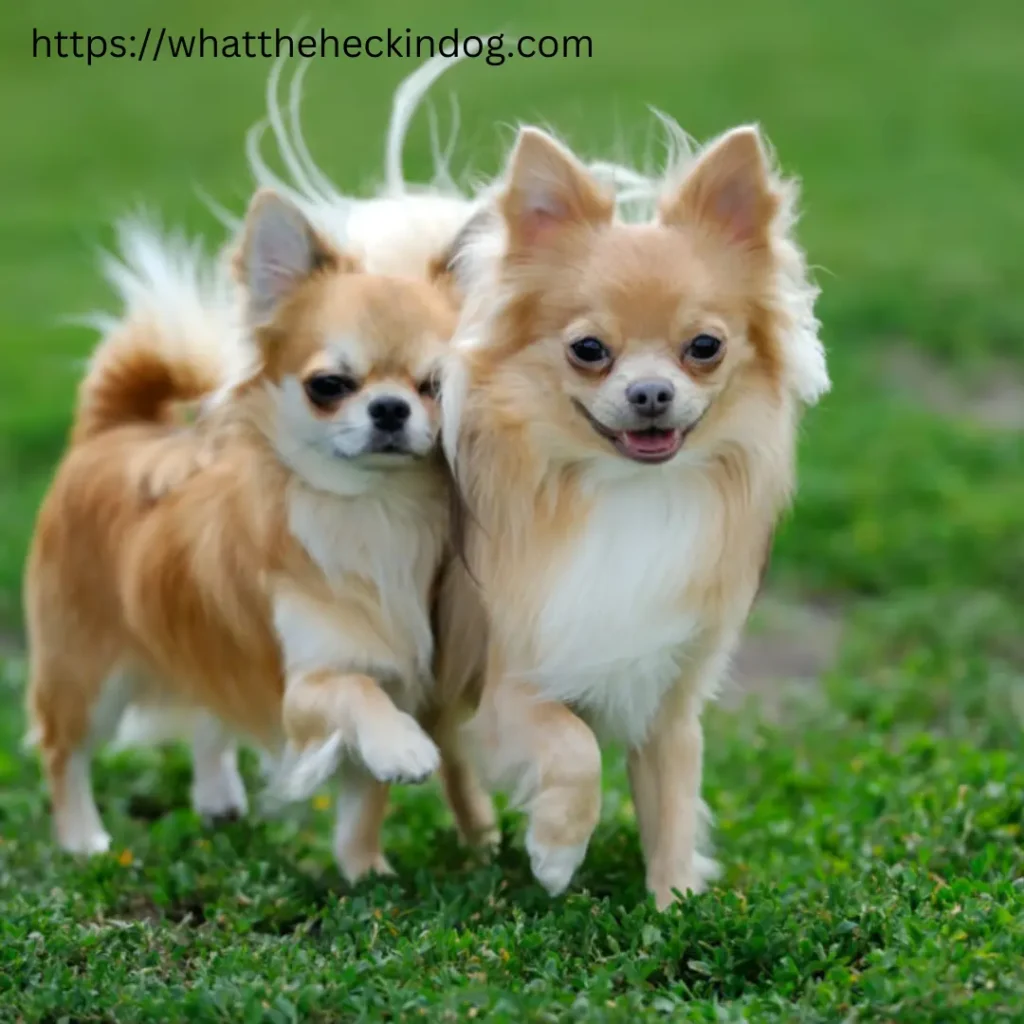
[417,372,441,400]
[568,337,612,367]
[684,334,724,363]
[305,374,358,406]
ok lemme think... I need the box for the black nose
[625,378,675,418]
[368,396,411,432]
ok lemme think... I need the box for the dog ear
[426,206,495,305]
[660,126,779,249]
[499,127,614,251]
[237,190,355,325]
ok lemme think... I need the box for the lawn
[1,0,1022,1020]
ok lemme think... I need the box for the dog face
[237,191,456,474]
[456,125,807,472]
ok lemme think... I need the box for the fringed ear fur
[237,189,357,326]
[499,127,614,251]
[659,126,780,248]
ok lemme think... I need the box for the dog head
[236,190,458,483]
[448,124,827,474]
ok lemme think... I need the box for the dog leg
[427,705,499,851]
[440,749,500,851]
[466,678,601,896]
[32,666,133,855]
[333,764,394,883]
[190,714,248,822]
[278,671,439,800]
[629,655,727,909]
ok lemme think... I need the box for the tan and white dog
[431,120,829,906]
[24,187,465,881]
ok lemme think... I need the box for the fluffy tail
[72,220,248,445]
[236,54,481,280]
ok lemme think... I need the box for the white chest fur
[527,467,718,747]
[282,473,446,695]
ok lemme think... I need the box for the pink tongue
[624,429,679,455]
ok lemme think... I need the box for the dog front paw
[357,712,440,784]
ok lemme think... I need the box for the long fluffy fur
[235,54,480,281]
[404,74,830,906]
[26,183,459,868]
[73,221,249,445]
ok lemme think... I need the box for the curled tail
[73,220,249,445]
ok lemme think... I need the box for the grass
[1,0,1023,1019]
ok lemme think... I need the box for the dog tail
[238,53,481,282]
[72,220,249,445]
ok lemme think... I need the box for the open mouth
[572,400,698,465]
[613,427,684,464]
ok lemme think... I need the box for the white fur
[522,468,714,746]
[271,374,437,479]
[351,711,440,784]
[190,716,248,819]
[266,731,345,804]
[285,477,444,688]
[111,703,203,749]
[54,670,136,855]
[525,831,589,896]
[86,219,252,386]
[270,379,381,497]
[265,476,445,800]
[238,55,480,284]
[55,753,111,855]
[272,590,404,685]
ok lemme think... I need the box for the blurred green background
[1,1,1022,1019]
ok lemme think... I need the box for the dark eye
[685,334,724,363]
[304,373,358,406]
[417,371,441,400]
[568,336,612,367]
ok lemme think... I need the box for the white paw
[694,852,721,887]
[336,850,396,885]
[59,829,112,856]
[357,712,440,784]
[525,828,588,896]
[191,768,249,821]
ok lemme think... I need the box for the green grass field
[1,0,1022,1019]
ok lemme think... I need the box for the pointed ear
[660,127,779,247]
[237,190,350,325]
[499,127,613,250]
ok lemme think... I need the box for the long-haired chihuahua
[24,188,460,881]
[435,117,829,906]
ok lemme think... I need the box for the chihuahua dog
[24,188,460,881]
[432,118,830,906]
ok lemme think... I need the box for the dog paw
[648,855,719,909]
[191,769,249,823]
[357,712,440,784]
[461,824,502,855]
[525,828,588,896]
[336,850,396,885]
[59,829,112,857]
